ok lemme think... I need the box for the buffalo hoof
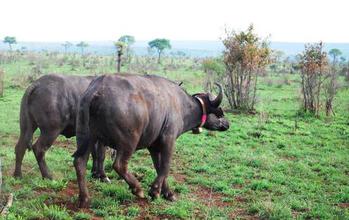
[91,172,99,179]
[149,191,160,200]
[78,197,90,209]
[101,176,111,183]
[132,188,145,199]
[42,174,53,180]
[163,191,176,201]
[13,171,22,178]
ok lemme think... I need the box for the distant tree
[3,36,17,51]
[270,50,285,73]
[76,41,89,55]
[148,38,171,64]
[326,48,342,116]
[118,35,135,62]
[272,50,285,63]
[202,58,225,92]
[114,41,126,73]
[299,42,331,115]
[62,41,73,53]
[222,24,271,111]
[340,56,346,64]
[118,35,135,45]
[329,48,342,63]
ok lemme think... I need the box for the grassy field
[0,53,349,219]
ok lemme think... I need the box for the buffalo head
[193,83,230,132]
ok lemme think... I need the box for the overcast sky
[0,0,348,42]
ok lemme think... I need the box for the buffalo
[73,74,229,207]
[14,74,108,181]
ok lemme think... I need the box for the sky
[0,0,348,43]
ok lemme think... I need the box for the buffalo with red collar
[73,74,229,208]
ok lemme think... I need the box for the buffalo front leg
[113,149,144,198]
[149,148,176,201]
[149,137,175,200]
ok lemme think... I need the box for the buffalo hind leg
[32,130,59,179]
[91,142,98,178]
[113,149,144,198]
[13,123,37,178]
[149,137,175,200]
[74,142,92,208]
[149,148,176,201]
[91,142,110,183]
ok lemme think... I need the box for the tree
[118,35,135,45]
[118,35,135,62]
[114,41,126,73]
[325,48,342,116]
[76,41,89,55]
[270,50,285,73]
[202,58,225,92]
[299,42,330,115]
[148,38,171,64]
[222,24,271,112]
[3,36,17,51]
[62,41,73,53]
[329,48,342,63]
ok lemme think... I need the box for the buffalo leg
[149,148,176,201]
[113,149,144,198]
[149,138,175,200]
[91,142,98,178]
[32,130,59,179]
[14,123,37,178]
[91,142,110,182]
[74,143,92,208]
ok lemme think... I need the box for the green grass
[0,52,348,219]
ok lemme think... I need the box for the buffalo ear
[210,83,223,107]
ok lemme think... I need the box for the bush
[298,42,335,116]
[222,24,271,112]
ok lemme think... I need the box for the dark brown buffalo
[14,74,108,181]
[73,74,229,207]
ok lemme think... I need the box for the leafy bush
[222,24,271,112]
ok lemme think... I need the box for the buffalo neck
[181,95,203,133]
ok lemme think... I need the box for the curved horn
[210,83,223,107]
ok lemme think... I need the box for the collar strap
[194,96,207,128]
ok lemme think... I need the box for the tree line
[1,36,172,65]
